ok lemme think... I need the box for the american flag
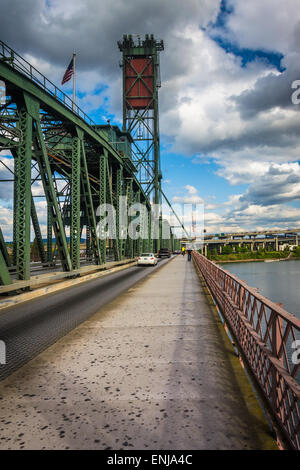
[61,57,74,85]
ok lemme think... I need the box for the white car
[137,253,158,266]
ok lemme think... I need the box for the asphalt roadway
[0,257,172,382]
[0,254,278,449]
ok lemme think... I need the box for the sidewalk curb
[0,261,137,312]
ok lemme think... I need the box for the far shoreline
[216,257,300,264]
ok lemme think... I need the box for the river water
[220,260,300,319]
[220,259,300,387]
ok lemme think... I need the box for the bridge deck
[0,256,278,449]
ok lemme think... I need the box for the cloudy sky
[1,0,300,238]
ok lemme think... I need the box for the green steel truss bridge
[0,38,182,290]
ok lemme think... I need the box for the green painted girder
[33,119,72,272]
[105,160,120,261]
[31,194,47,264]
[135,190,143,257]
[86,226,92,261]
[15,105,32,281]
[80,139,102,265]
[119,35,162,255]
[0,60,149,205]
[0,226,10,268]
[148,209,153,253]
[0,249,12,285]
[113,165,123,260]
[0,43,163,287]
[142,204,150,253]
[12,151,17,267]
[70,135,81,269]
[0,134,17,148]
[47,204,52,263]
[99,153,107,264]
[0,61,122,164]
[124,178,133,259]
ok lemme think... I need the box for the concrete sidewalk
[0,256,278,449]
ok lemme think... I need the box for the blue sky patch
[207,0,285,72]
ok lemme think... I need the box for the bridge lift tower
[118,34,164,250]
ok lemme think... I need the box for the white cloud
[222,0,300,54]
[185,185,198,195]
[172,184,204,205]
[239,162,300,206]
[0,206,13,240]
[2,0,300,234]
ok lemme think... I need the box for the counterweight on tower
[118,34,164,209]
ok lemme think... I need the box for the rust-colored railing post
[271,312,279,411]
[271,312,284,416]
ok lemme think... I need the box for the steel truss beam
[112,164,123,261]
[0,226,10,268]
[0,39,183,289]
[0,250,12,285]
[47,204,52,262]
[124,178,133,259]
[14,104,32,280]
[99,152,107,263]
[80,139,101,265]
[31,194,47,264]
[119,35,164,252]
[30,97,72,272]
[70,133,81,269]
[0,225,12,288]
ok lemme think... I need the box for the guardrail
[0,40,95,126]
[192,251,300,449]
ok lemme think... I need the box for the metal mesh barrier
[193,251,300,449]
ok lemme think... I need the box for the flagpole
[72,51,76,111]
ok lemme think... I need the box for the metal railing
[0,40,96,126]
[192,251,300,449]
